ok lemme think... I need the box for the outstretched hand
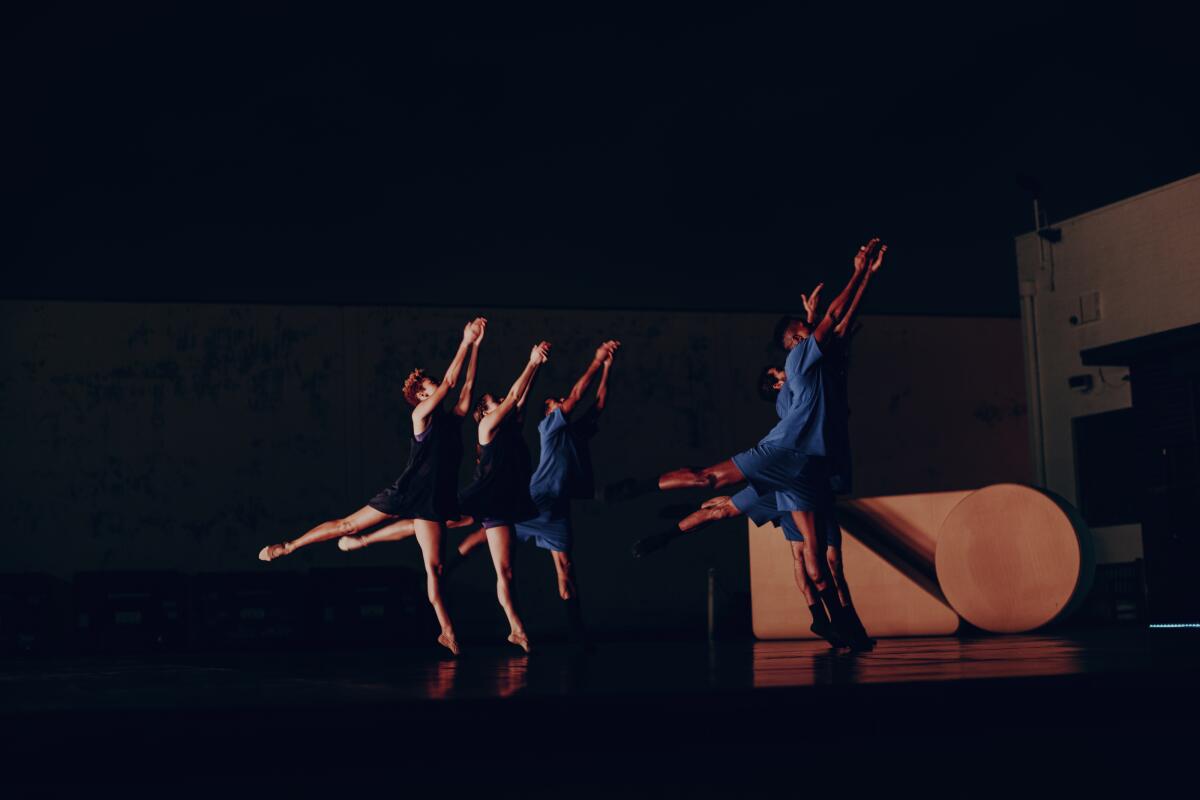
[595,339,621,364]
[530,341,551,365]
[463,317,487,344]
[853,237,882,271]
[869,243,888,273]
[801,283,824,324]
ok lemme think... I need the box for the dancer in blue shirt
[621,238,887,649]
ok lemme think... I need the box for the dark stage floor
[3,629,1197,794]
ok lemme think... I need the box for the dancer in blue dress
[622,238,887,649]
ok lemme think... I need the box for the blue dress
[515,404,601,552]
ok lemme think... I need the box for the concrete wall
[1014,171,1200,563]
[0,301,1028,636]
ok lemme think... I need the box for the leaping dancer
[455,341,552,653]
[613,239,887,650]
[457,339,619,644]
[720,277,873,648]
[256,317,488,655]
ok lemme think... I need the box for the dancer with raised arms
[457,339,619,644]
[257,317,488,655]
[455,340,552,653]
[615,239,887,650]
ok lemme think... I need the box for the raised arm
[414,318,482,429]
[812,239,885,345]
[454,319,486,417]
[560,340,619,415]
[593,345,616,411]
[802,283,824,325]
[479,342,550,443]
[833,248,882,338]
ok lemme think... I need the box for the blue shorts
[481,518,514,531]
[731,485,842,547]
[731,444,832,512]
[514,502,572,553]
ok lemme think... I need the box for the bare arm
[802,283,824,325]
[559,340,619,417]
[594,354,613,411]
[812,239,883,345]
[454,320,486,417]
[833,244,886,338]
[414,319,481,430]
[479,342,550,443]
[833,269,871,338]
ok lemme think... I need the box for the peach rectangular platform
[749,492,969,639]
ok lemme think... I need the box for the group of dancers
[258,320,617,654]
[258,237,887,655]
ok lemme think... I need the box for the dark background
[5,2,1198,313]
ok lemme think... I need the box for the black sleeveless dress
[458,413,539,527]
[368,406,463,522]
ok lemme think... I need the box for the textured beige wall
[0,302,1028,634]
[1015,171,1200,563]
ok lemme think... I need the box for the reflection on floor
[3,629,1197,791]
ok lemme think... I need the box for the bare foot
[257,542,290,562]
[337,536,366,552]
[507,631,532,653]
[438,631,461,656]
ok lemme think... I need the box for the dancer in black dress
[257,317,487,655]
[335,320,487,552]
[456,340,550,653]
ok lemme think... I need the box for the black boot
[808,602,848,648]
[820,587,872,652]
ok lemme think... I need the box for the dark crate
[191,571,308,650]
[0,573,69,655]
[73,571,189,653]
[308,567,432,646]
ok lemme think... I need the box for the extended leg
[657,458,745,492]
[258,505,392,561]
[337,517,416,551]
[485,526,531,653]
[606,459,745,501]
[632,495,743,558]
[414,519,459,655]
[457,527,489,558]
[551,549,587,643]
[339,515,478,553]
